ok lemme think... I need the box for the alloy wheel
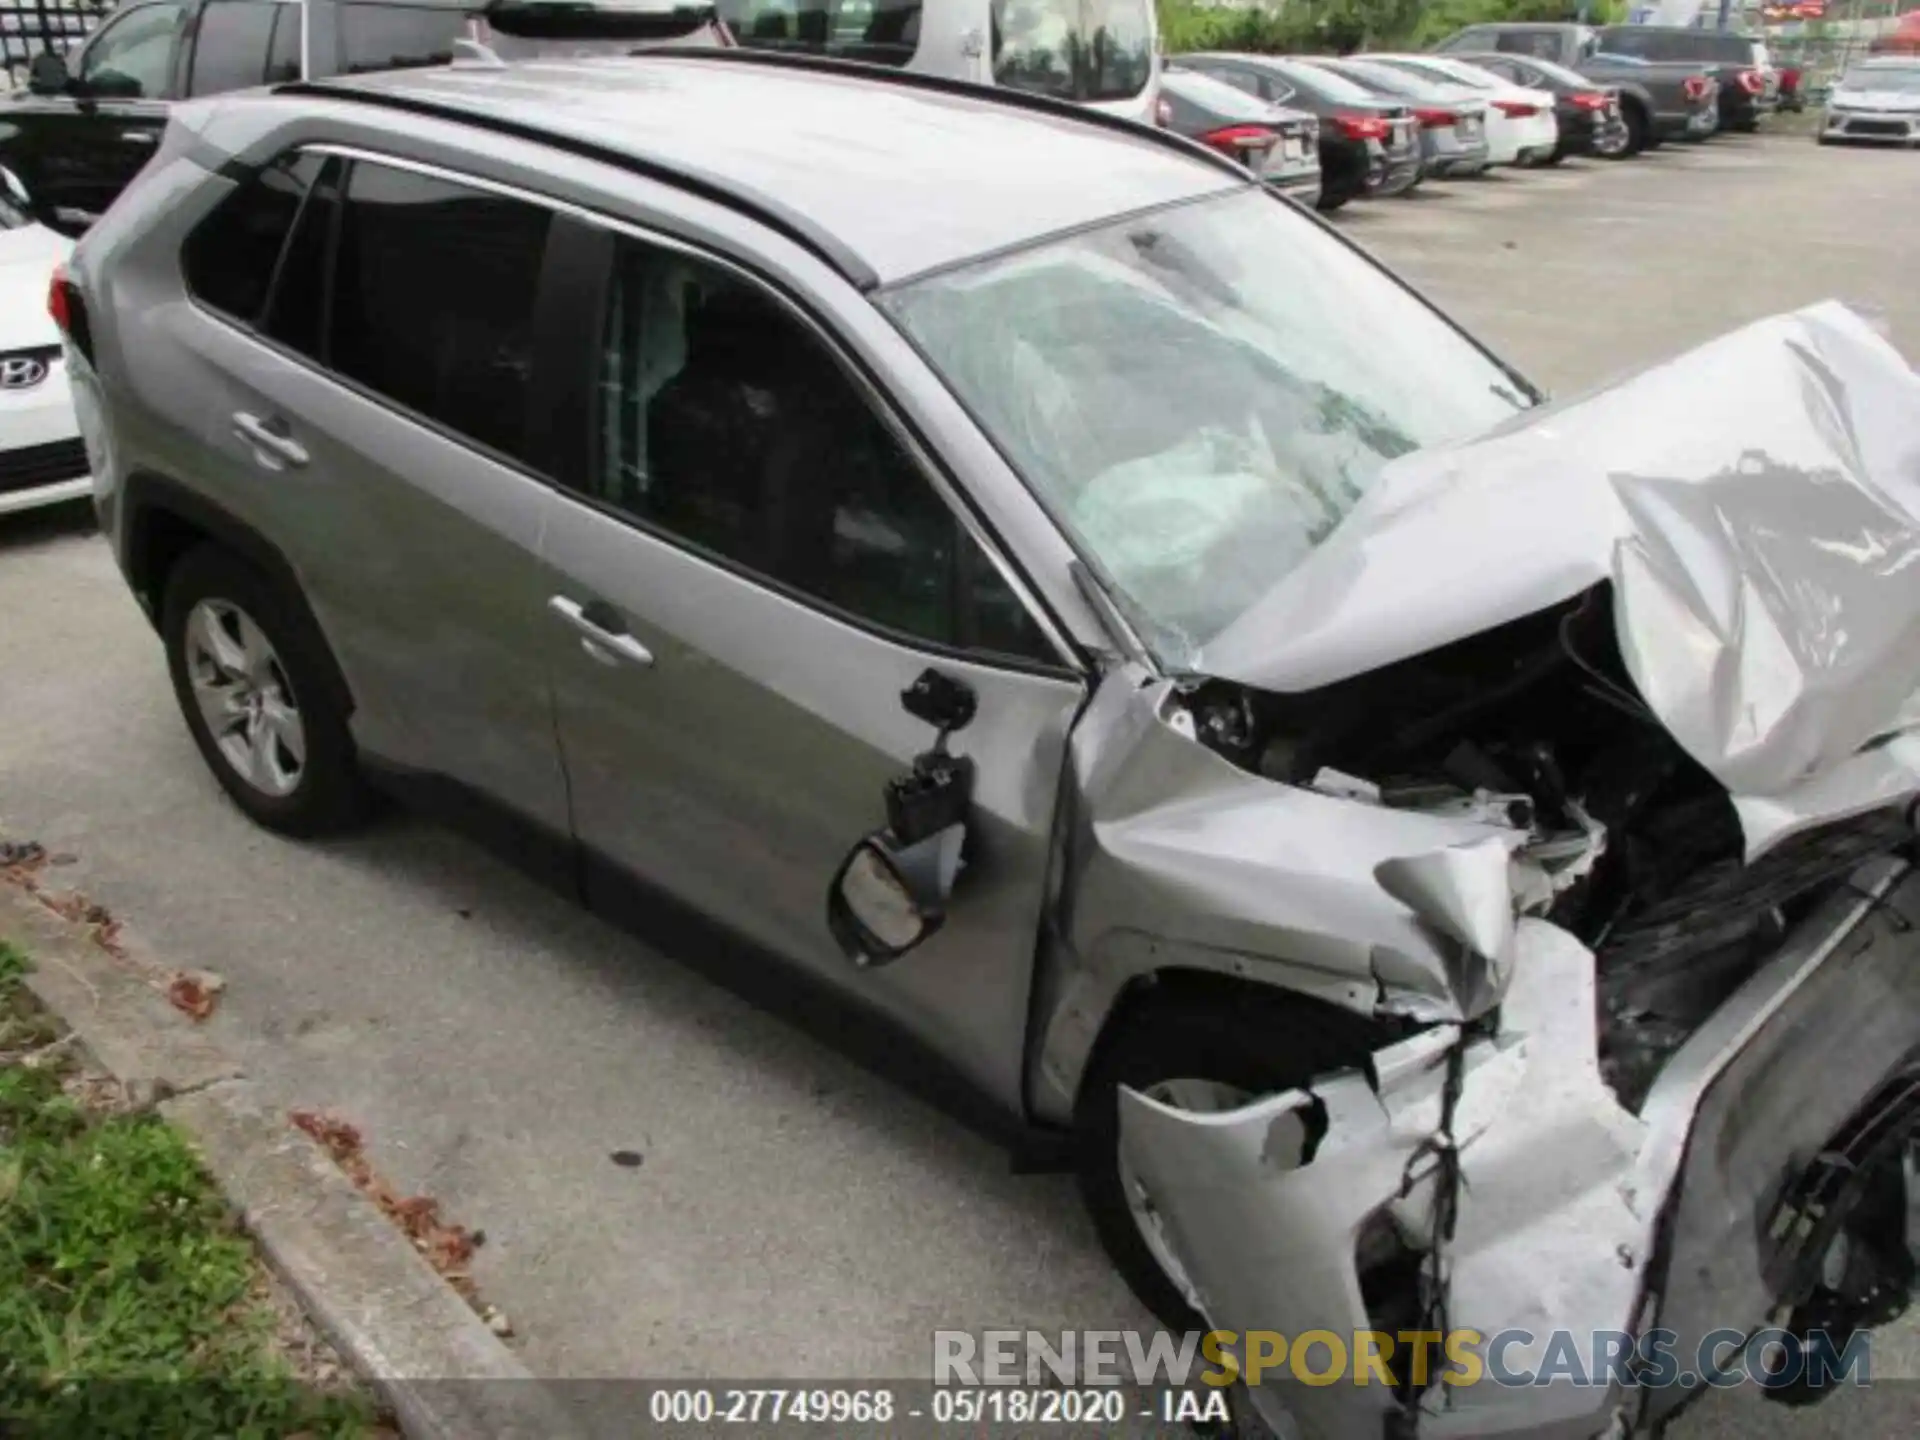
[183,598,306,798]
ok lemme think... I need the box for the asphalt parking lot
[4,128,1919,1437]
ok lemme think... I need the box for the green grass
[0,940,377,1439]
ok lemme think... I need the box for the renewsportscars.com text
[934,1327,1873,1391]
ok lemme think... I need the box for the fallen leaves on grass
[288,1109,488,1312]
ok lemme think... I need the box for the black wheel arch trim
[123,469,357,722]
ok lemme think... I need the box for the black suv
[1594,24,1774,131]
[0,0,725,234]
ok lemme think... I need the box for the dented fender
[1028,668,1542,1124]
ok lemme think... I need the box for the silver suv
[62,47,1920,1438]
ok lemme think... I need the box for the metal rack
[1,0,112,90]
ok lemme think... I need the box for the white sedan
[0,171,85,518]
[1369,53,1560,167]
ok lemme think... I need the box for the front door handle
[119,130,158,145]
[231,411,308,468]
[548,594,654,668]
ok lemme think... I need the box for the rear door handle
[231,411,308,468]
[548,594,654,668]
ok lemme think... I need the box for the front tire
[162,544,370,837]
[1073,983,1380,1328]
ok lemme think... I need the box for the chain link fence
[2,0,112,90]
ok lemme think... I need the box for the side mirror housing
[27,51,72,97]
[827,667,981,969]
[828,824,967,968]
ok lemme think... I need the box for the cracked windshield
[879,187,1531,665]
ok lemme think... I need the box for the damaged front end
[1072,306,1920,1438]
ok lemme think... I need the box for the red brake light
[1738,69,1765,94]
[1683,74,1710,101]
[1200,124,1276,159]
[1569,91,1610,110]
[1333,111,1391,141]
[1493,100,1540,118]
[48,264,70,333]
[1412,106,1458,128]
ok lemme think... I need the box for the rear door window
[182,150,328,323]
[338,2,469,72]
[188,0,283,96]
[326,160,552,462]
[259,157,343,357]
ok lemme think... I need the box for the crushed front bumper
[1121,855,1920,1439]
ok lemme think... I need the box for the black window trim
[181,141,1085,679]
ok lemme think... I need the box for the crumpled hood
[1200,302,1920,855]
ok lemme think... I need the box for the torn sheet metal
[1120,918,1648,1440]
[1198,304,1920,856]
[1119,863,1920,1438]
[1032,669,1537,1119]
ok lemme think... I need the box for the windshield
[878,190,1531,665]
[1843,65,1920,92]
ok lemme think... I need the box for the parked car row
[1156,23,1779,217]
[1434,20,1775,142]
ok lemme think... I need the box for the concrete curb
[0,883,583,1440]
